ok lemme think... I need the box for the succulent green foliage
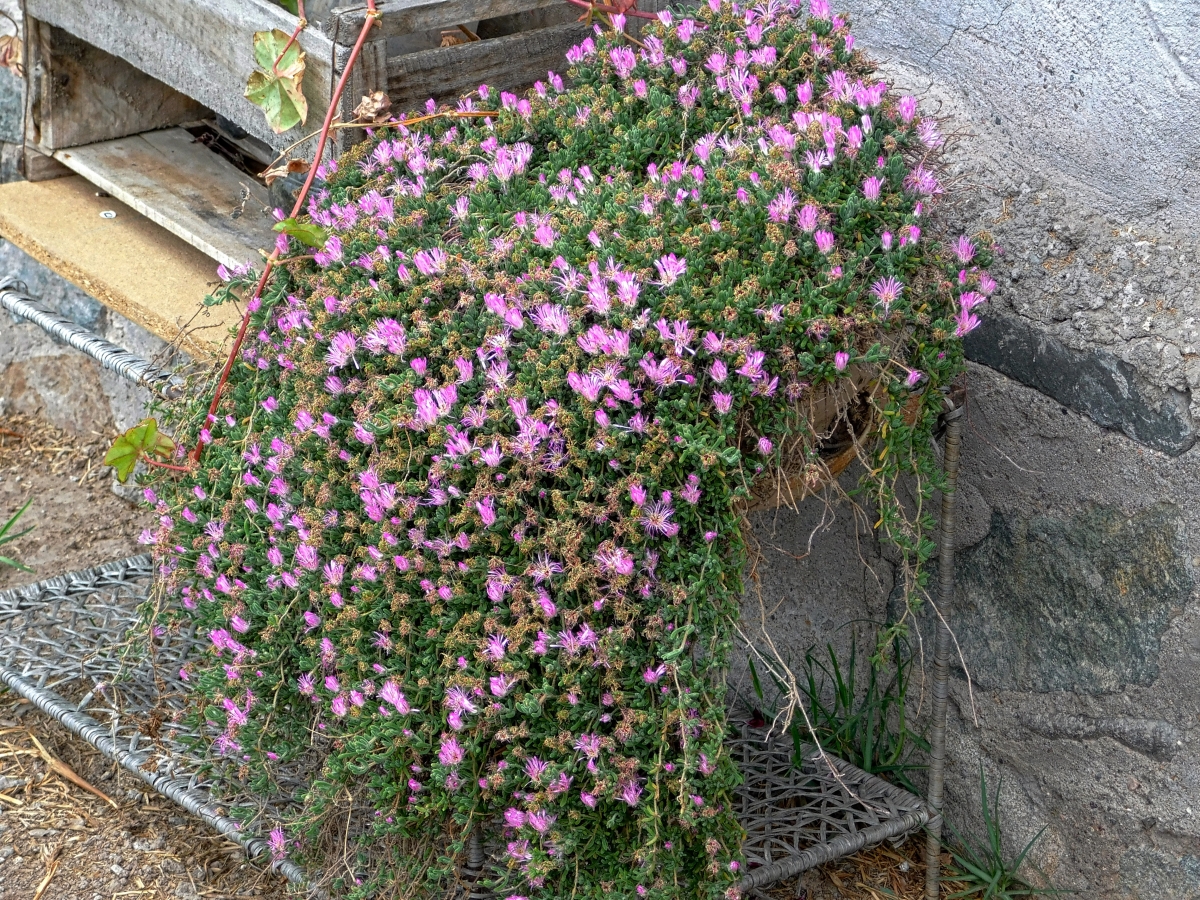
[145,2,993,899]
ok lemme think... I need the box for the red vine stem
[192,0,380,464]
[143,458,196,474]
[273,0,308,77]
[562,0,659,20]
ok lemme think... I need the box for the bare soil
[0,411,295,900]
[0,413,147,591]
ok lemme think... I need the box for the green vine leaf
[245,29,308,134]
[104,419,177,483]
[273,217,329,248]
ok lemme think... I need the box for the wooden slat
[386,20,589,110]
[26,0,335,155]
[24,20,208,154]
[327,0,566,43]
[52,128,277,270]
[0,177,237,356]
[21,145,72,183]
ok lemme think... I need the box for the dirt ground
[0,411,296,900]
[0,413,148,592]
[0,410,951,900]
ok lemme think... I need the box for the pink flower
[713,392,733,414]
[835,351,850,371]
[796,203,819,232]
[490,674,516,697]
[476,496,497,527]
[532,223,557,248]
[438,735,465,766]
[325,331,357,369]
[814,230,836,254]
[862,176,883,202]
[413,247,448,275]
[609,46,636,79]
[643,664,667,683]
[619,780,643,807]
[870,276,904,314]
[484,633,508,661]
[524,756,549,783]
[595,544,635,576]
[954,306,981,337]
[952,235,976,264]
[639,500,679,537]
[768,188,797,224]
[653,253,687,287]
[530,303,570,335]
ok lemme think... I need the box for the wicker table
[0,556,934,897]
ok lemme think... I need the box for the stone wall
[734,2,1200,896]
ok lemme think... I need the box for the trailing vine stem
[192,0,381,464]
[272,0,308,77]
[563,0,659,20]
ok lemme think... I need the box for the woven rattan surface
[0,558,929,895]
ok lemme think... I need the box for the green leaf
[0,497,32,545]
[277,0,300,13]
[0,555,32,573]
[104,418,177,483]
[273,217,330,249]
[245,29,308,134]
[516,694,542,718]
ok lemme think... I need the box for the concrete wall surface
[0,241,173,438]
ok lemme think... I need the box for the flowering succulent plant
[143,0,992,897]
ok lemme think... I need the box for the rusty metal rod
[925,399,965,900]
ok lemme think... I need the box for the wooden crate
[22,0,615,159]
[18,0,643,268]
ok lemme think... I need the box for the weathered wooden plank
[336,36,391,153]
[328,0,565,44]
[386,20,589,110]
[24,20,208,153]
[21,145,72,182]
[25,0,335,155]
[0,176,236,356]
[52,128,277,270]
